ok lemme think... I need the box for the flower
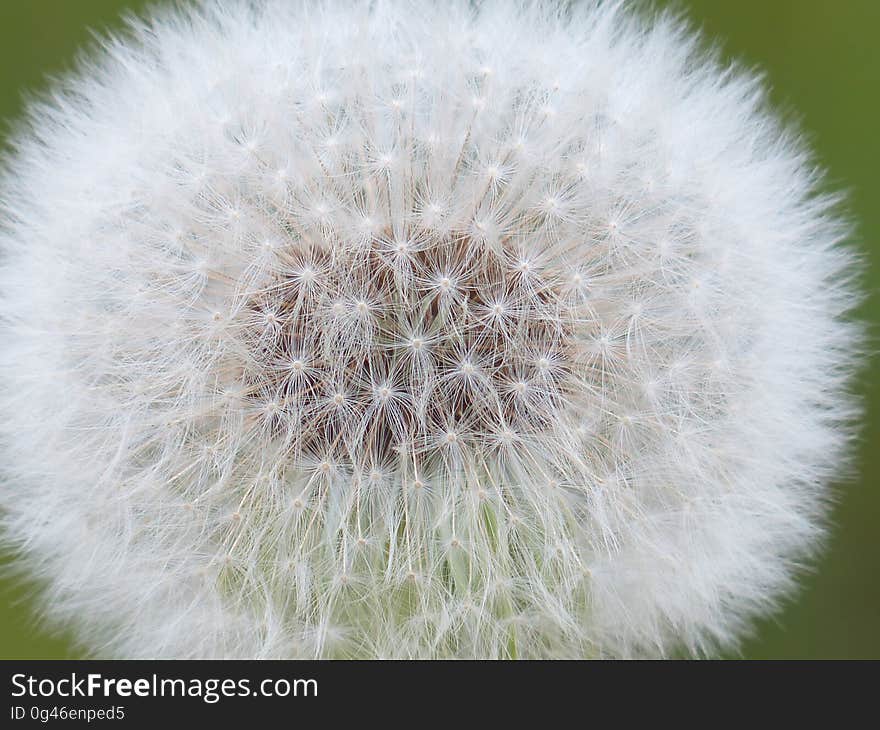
[0,0,863,658]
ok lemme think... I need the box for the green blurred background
[0,0,877,659]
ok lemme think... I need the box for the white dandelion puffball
[0,0,863,659]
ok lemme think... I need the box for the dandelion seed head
[0,0,863,659]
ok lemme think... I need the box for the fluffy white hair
[0,0,862,658]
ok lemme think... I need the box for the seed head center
[242,234,576,474]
